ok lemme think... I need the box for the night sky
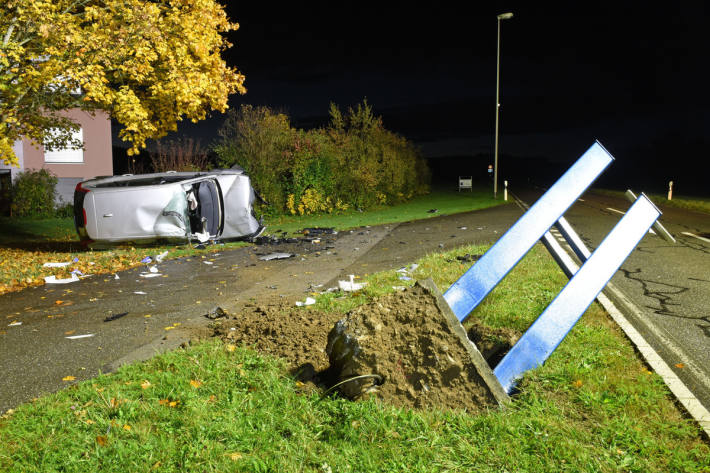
[132,2,710,194]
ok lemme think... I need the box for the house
[0,109,113,206]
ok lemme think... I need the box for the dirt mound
[210,282,519,412]
[325,282,512,411]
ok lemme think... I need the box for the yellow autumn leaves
[1,0,245,165]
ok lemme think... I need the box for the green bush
[214,100,430,215]
[11,169,58,217]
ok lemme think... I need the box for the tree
[0,0,245,166]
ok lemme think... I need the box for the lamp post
[494,12,513,199]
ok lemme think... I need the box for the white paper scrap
[338,275,367,292]
[134,291,147,295]
[148,265,159,273]
[140,273,161,278]
[43,262,71,268]
[295,297,316,307]
[44,274,80,284]
[8,321,22,327]
[65,334,95,340]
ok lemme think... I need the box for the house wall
[21,109,113,180]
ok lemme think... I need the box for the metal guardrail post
[493,194,661,393]
[444,141,614,321]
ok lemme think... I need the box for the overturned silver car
[73,167,264,245]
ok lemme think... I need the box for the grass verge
[1,243,707,472]
[0,187,502,296]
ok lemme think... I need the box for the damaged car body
[73,167,264,245]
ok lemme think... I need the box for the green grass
[593,189,710,215]
[263,186,504,235]
[1,244,707,472]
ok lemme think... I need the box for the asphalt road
[1,190,707,421]
[538,190,710,412]
[0,203,523,413]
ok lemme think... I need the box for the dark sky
[145,2,709,192]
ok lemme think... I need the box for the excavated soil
[211,284,520,412]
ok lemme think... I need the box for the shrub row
[214,100,430,214]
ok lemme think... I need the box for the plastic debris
[194,230,210,243]
[114,274,120,280]
[205,306,227,319]
[104,312,128,322]
[203,261,214,265]
[399,275,413,281]
[338,275,367,292]
[134,291,147,295]
[73,257,79,262]
[8,321,22,327]
[296,297,316,306]
[148,266,159,273]
[43,262,71,268]
[392,286,406,291]
[44,274,80,284]
[140,272,161,278]
[155,251,168,262]
[301,227,337,235]
[65,334,95,340]
[140,256,152,264]
[259,252,295,261]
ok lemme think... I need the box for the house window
[44,128,84,163]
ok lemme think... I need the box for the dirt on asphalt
[210,283,521,412]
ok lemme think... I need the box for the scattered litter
[339,275,367,292]
[205,306,227,319]
[311,238,321,244]
[148,266,159,273]
[140,273,161,278]
[399,275,413,281]
[392,286,406,291]
[301,227,337,235]
[194,230,210,243]
[43,262,71,268]
[104,312,128,322]
[296,297,316,306]
[8,321,22,327]
[259,252,295,261]
[427,209,438,213]
[140,256,152,264]
[44,274,80,284]
[134,291,147,295]
[155,251,168,263]
[71,269,84,276]
[455,254,482,263]
[203,261,214,265]
[194,244,206,249]
[458,226,467,230]
[65,334,95,340]
[72,257,79,262]
[114,274,120,280]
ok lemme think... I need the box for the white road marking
[682,232,710,244]
[606,208,656,234]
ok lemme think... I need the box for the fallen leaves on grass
[96,435,108,446]
[158,399,180,408]
[189,379,202,388]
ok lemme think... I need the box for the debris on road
[42,262,71,268]
[65,334,95,340]
[44,274,80,284]
[8,321,22,327]
[296,297,316,307]
[134,291,147,295]
[205,306,227,320]
[259,252,295,261]
[140,273,161,278]
[300,227,337,235]
[338,275,366,292]
[104,312,128,322]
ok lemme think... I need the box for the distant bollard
[668,180,674,200]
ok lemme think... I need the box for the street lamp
[494,11,513,199]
